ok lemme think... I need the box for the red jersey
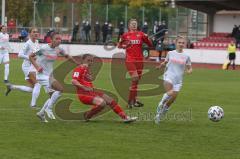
[119,31,153,61]
[72,65,93,93]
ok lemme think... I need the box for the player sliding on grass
[6,28,42,108]
[155,36,192,124]
[29,32,79,122]
[118,19,153,108]
[72,54,137,123]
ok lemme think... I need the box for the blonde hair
[128,19,137,25]
[176,35,185,42]
[29,27,38,33]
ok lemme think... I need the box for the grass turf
[0,59,239,159]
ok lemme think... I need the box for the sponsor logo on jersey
[45,54,58,60]
[130,40,140,44]
[170,58,186,65]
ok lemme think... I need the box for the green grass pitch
[0,59,239,159]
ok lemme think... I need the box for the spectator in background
[19,28,28,42]
[7,18,16,34]
[162,21,167,31]
[106,23,113,41]
[71,21,79,42]
[156,21,168,42]
[155,39,164,62]
[156,21,163,42]
[231,25,238,38]
[155,31,170,61]
[227,40,236,70]
[167,39,176,51]
[102,22,108,43]
[142,21,148,34]
[84,21,91,43]
[153,21,158,34]
[118,21,124,41]
[80,20,86,42]
[94,21,101,43]
[235,26,240,48]
[44,28,54,43]
[152,21,159,47]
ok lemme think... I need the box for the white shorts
[29,65,37,73]
[22,65,37,80]
[0,53,9,64]
[36,74,55,93]
[22,65,30,80]
[163,76,182,92]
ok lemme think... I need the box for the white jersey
[164,50,191,84]
[34,44,65,76]
[0,32,10,54]
[19,39,40,68]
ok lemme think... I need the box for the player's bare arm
[143,33,154,49]
[29,53,42,72]
[63,54,80,65]
[117,37,129,49]
[186,65,193,74]
[72,79,93,91]
[156,60,167,69]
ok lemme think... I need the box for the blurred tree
[6,0,33,26]
[112,0,163,7]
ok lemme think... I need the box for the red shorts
[78,90,104,105]
[125,59,143,79]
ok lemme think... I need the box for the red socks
[109,100,127,119]
[84,101,128,120]
[128,80,138,104]
[84,105,104,120]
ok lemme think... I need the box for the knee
[96,98,106,107]
[99,101,106,107]
[54,84,64,92]
[58,86,64,93]
[167,91,178,99]
[103,96,113,105]
[132,76,139,83]
[105,97,114,105]
[167,90,175,96]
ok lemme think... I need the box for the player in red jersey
[118,19,153,108]
[72,54,137,123]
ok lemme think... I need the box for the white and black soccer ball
[208,106,224,122]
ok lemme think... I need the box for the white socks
[157,93,171,114]
[39,91,62,114]
[158,93,171,107]
[31,83,41,107]
[10,83,41,107]
[47,91,61,110]
[4,64,9,81]
[39,99,50,114]
[11,85,33,92]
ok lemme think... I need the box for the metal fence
[2,2,208,43]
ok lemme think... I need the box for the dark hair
[0,25,6,31]
[82,54,93,60]
[50,31,60,39]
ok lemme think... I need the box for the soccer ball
[208,106,224,122]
